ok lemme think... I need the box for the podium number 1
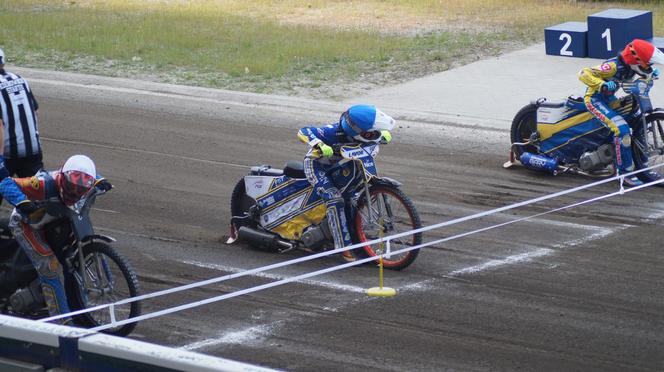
[559,33,573,56]
[602,28,612,51]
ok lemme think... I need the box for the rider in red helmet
[0,155,112,322]
[578,39,664,186]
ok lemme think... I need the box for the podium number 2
[559,33,573,56]
[602,28,612,51]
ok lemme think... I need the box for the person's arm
[297,126,325,147]
[297,126,334,157]
[578,61,618,93]
[0,176,29,207]
[25,81,38,112]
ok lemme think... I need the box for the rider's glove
[380,130,392,144]
[317,143,334,157]
[601,81,617,94]
[654,67,661,79]
[16,200,39,219]
[95,178,113,192]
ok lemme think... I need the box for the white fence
[38,165,664,332]
[0,314,277,371]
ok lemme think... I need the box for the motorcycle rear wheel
[67,242,141,337]
[230,178,278,251]
[230,178,257,229]
[352,185,422,271]
[510,104,539,157]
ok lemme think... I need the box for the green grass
[1,1,664,98]
[1,5,402,77]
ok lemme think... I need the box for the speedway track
[25,75,664,371]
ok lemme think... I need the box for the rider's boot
[341,249,357,263]
[621,175,643,187]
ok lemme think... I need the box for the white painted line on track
[182,259,436,295]
[177,222,622,349]
[182,260,366,293]
[643,202,664,220]
[448,224,625,276]
[92,207,120,214]
[551,225,626,249]
[181,321,283,351]
[448,248,553,276]
[542,219,631,231]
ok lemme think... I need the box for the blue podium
[648,37,664,53]
[545,22,588,57]
[587,9,652,59]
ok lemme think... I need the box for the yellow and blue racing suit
[297,123,354,250]
[578,57,637,173]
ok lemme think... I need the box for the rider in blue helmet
[298,104,394,262]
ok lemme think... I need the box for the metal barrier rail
[0,314,277,371]
[39,164,664,331]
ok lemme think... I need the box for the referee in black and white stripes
[0,48,44,178]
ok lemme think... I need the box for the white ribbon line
[39,164,664,328]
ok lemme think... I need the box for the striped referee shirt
[0,70,40,159]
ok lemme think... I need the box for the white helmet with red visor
[58,155,96,206]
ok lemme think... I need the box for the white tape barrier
[39,164,664,330]
[0,314,277,372]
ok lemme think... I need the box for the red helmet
[57,155,96,206]
[621,39,664,76]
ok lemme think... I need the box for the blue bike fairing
[256,176,324,229]
[542,119,612,163]
[256,176,315,211]
[539,96,635,163]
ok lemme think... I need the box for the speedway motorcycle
[0,187,141,336]
[227,141,422,270]
[506,76,664,183]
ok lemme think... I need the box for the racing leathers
[0,170,102,320]
[578,56,637,174]
[298,123,356,251]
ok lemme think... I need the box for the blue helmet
[340,104,395,142]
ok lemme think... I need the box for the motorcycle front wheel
[352,185,422,270]
[67,242,141,337]
[633,111,664,185]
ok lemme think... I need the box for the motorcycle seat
[565,95,587,111]
[538,100,565,108]
[250,165,283,177]
[284,161,306,179]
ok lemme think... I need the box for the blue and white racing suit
[297,123,355,250]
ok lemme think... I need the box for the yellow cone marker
[367,218,396,297]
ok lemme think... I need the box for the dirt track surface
[28,77,664,371]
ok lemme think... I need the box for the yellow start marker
[366,218,396,297]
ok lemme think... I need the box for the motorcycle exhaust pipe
[520,152,559,175]
[238,226,294,252]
